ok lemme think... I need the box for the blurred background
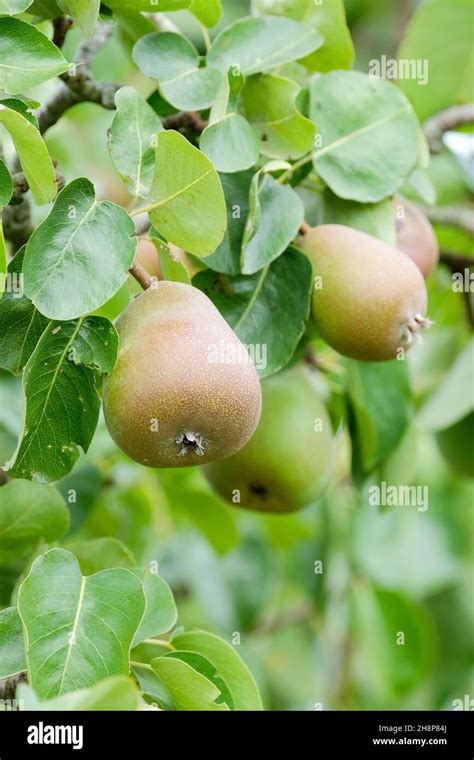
[0,0,473,710]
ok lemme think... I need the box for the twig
[440,250,474,269]
[421,205,474,236]
[2,198,33,250]
[162,111,207,135]
[52,16,73,49]
[10,168,65,201]
[37,23,120,133]
[423,104,474,153]
[0,673,27,701]
[129,262,154,290]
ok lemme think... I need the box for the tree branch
[52,15,73,49]
[420,205,474,236]
[423,104,474,153]
[37,22,120,133]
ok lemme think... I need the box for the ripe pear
[299,224,430,362]
[393,196,439,278]
[203,366,333,513]
[436,413,474,478]
[103,282,262,468]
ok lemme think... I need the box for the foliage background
[0,0,473,711]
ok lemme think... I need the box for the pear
[203,366,333,513]
[393,196,439,278]
[103,282,262,468]
[436,413,474,478]
[299,224,431,362]
[135,239,199,280]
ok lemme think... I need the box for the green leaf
[165,487,239,555]
[109,86,163,200]
[23,178,137,320]
[401,168,436,207]
[18,676,140,711]
[353,504,459,597]
[201,114,260,174]
[172,630,263,710]
[241,172,304,274]
[397,0,474,121]
[0,0,33,12]
[203,169,254,274]
[6,317,119,483]
[133,32,223,111]
[0,157,13,207]
[309,71,421,202]
[151,654,229,711]
[0,249,50,376]
[347,360,411,476]
[254,0,354,72]
[132,569,177,646]
[322,191,396,246]
[63,537,136,574]
[243,73,315,160]
[351,584,436,699]
[207,15,323,75]
[150,237,191,284]
[189,0,222,27]
[57,0,100,36]
[417,340,474,431]
[166,650,234,709]
[0,102,56,205]
[0,222,6,296]
[194,247,312,377]
[145,130,227,257]
[0,607,26,679]
[18,548,146,699]
[0,480,69,564]
[107,0,190,9]
[26,0,61,14]
[0,18,69,94]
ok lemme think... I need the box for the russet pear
[103,282,262,467]
[299,224,431,362]
[203,366,333,513]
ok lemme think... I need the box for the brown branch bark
[129,262,154,290]
[423,104,474,153]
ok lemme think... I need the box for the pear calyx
[176,431,206,457]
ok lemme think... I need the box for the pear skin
[299,224,430,362]
[103,282,262,467]
[203,366,333,513]
[393,196,439,278]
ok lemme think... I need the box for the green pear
[203,366,333,513]
[436,413,474,478]
[299,224,431,362]
[103,282,262,468]
[393,196,439,279]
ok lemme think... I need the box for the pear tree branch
[421,205,474,236]
[423,104,474,153]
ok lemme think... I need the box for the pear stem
[300,221,311,235]
[129,262,154,290]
